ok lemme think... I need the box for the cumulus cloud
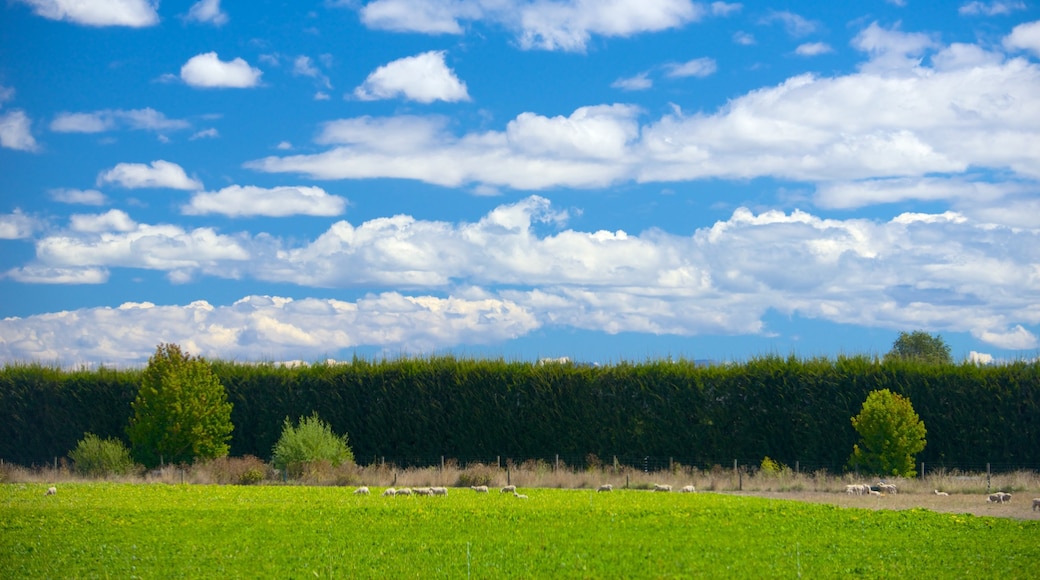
[0,110,39,151]
[664,57,717,78]
[49,188,108,205]
[185,0,228,26]
[16,0,159,27]
[354,51,469,103]
[0,210,37,239]
[795,42,832,56]
[356,0,704,51]
[0,294,540,365]
[50,108,190,133]
[97,160,203,190]
[10,196,1039,356]
[5,266,109,285]
[959,1,1027,16]
[180,52,262,88]
[182,185,348,217]
[1004,20,1040,56]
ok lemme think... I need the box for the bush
[759,456,790,476]
[849,389,927,477]
[68,433,136,477]
[271,413,354,478]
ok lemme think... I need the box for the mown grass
[3,483,1038,578]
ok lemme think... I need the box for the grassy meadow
[3,482,1039,578]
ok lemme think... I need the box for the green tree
[849,389,927,477]
[884,330,952,364]
[68,433,136,477]
[127,343,233,467]
[272,412,354,478]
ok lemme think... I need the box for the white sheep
[431,487,448,496]
[933,490,949,496]
[987,493,1003,503]
[679,485,696,493]
[597,484,613,492]
[868,489,882,496]
[877,483,897,495]
[45,486,57,496]
[999,492,1012,503]
[845,484,869,495]
[501,485,516,494]
[382,488,397,497]
[1032,498,1039,512]
[653,484,672,492]
[354,486,370,495]
[513,492,528,499]
[412,487,433,496]
[395,488,412,496]
[471,485,489,493]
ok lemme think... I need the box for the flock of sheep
[842,482,1040,510]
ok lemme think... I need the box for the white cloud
[710,2,741,17]
[69,209,137,233]
[292,56,331,89]
[185,0,228,25]
[664,57,717,78]
[180,52,262,89]
[49,188,108,205]
[0,110,38,151]
[5,266,109,285]
[50,108,190,133]
[189,128,219,140]
[357,0,704,52]
[612,72,653,91]
[760,10,816,37]
[16,0,159,27]
[182,185,348,217]
[97,160,203,190]
[733,31,755,45]
[0,210,37,239]
[354,51,470,103]
[968,351,994,364]
[0,294,540,365]
[8,196,1040,361]
[852,22,937,72]
[959,1,1027,16]
[795,42,833,56]
[1004,20,1040,56]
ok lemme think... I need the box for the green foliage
[126,344,233,468]
[4,484,1039,578]
[885,330,953,364]
[68,433,136,477]
[850,389,927,477]
[759,456,789,476]
[271,412,354,477]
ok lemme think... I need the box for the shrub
[127,344,234,468]
[849,389,927,477]
[759,456,790,476]
[194,455,270,485]
[272,413,354,479]
[68,433,136,477]
[456,463,497,487]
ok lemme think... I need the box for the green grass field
[3,483,1038,578]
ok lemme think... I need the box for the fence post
[986,463,991,493]
[507,467,511,486]
[669,457,674,472]
[795,461,799,474]
[920,462,925,478]
[441,456,444,471]
[497,455,500,469]
[555,454,559,472]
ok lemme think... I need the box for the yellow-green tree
[849,389,926,477]
[127,344,233,467]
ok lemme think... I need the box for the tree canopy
[884,331,952,364]
[849,389,927,477]
[126,343,233,467]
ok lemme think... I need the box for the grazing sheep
[998,492,1012,503]
[868,489,882,497]
[597,484,613,492]
[877,483,897,495]
[354,486,370,495]
[45,486,57,496]
[933,490,949,496]
[501,485,517,494]
[382,488,397,497]
[471,485,489,493]
[987,493,1004,503]
[679,485,696,493]
[412,487,433,496]
[1032,498,1040,512]
[653,484,672,492]
[845,484,870,495]
[431,487,448,496]
[513,492,528,499]
[395,488,412,496]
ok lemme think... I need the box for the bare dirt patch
[726,490,1040,521]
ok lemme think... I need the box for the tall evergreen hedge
[2,356,1037,471]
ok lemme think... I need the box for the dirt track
[726,490,1040,521]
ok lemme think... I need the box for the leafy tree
[68,433,136,477]
[272,412,354,477]
[127,344,233,467]
[884,330,952,364]
[849,389,927,477]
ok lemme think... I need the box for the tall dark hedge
[2,356,1038,471]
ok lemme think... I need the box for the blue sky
[2,0,1040,367]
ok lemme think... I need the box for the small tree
[69,433,136,477]
[884,330,952,364]
[272,413,354,478]
[849,389,927,477]
[127,343,233,468]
